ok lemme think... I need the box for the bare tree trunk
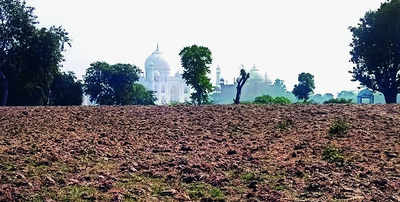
[0,71,8,106]
[383,90,397,104]
[234,86,242,104]
[233,69,250,105]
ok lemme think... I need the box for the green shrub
[322,145,344,163]
[329,119,350,137]
[185,182,224,200]
[254,95,274,104]
[276,119,294,130]
[169,101,193,106]
[324,98,353,104]
[273,96,291,104]
[241,172,257,182]
[209,187,224,199]
[254,95,291,105]
[168,101,180,106]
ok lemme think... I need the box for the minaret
[216,65,221,88]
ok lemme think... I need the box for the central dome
[145,46,170,72]
[249,65,263,81]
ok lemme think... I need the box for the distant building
[212,65,294,104]
[138,45,190,105]
[357,89,374,104]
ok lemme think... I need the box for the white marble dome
[145,46,170,72]
[139,45,191,105]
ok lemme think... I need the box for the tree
[179,45,213,105]
[254,95,291,105]
[324,93,334,101]
[1,0,70,106]
[337,90,356,99]
[83,62,142,105]
[292,72,315,101]
[49,71,83,106]
[131,83,157,105]
[349,0,400,103]
[0,0,36,105]
[254,95,274,104]
[337,90,356,103]
[273,79,287,91]
[234,68,250,104]
[310,94,323,104]
[7,27,69,106]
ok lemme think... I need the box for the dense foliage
[84,62,144,105]
[131,83,157,105]
[180,45,213,105]
[84,62,155,105]
[292,73,315,101]
[337,90,357,102]
[49,71,83,106]
[349,0,400,103]
[0,0,70,106]
[254,95,291,105]
[310,93,331,104]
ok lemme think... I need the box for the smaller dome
[358,89,373,97]
[249,65,263,81]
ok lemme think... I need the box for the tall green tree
[83,62,142,105]
[0,0,36,105]
[179,45,213,105]
[0,0,70,106]
[292,72,315,101]
[131,83,157,105]
[349,0,400,103]
[49,71,83,106]
[6,26,70,106]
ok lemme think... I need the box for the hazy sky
[29,0,385,95]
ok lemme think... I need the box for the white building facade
[138,46,190,105]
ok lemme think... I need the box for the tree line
[187,0,400,104]
[0,0,157,106]
[1,0,400,106]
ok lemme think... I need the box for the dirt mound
[0,104,399,201]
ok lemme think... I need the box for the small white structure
[138,45,190,105]
[357,89,374,104]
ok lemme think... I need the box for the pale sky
[29,0,385,95]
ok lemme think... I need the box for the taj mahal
[138,45,191,105]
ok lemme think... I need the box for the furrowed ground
[0,104,399,201]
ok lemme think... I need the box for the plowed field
[0,104,399,201]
